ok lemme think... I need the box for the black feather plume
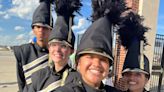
[91,0,129,24]
[117,12,149,49]
[91,0,149,49]
[54,0,82,23]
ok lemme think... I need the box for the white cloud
[0,4,2,9]
[76,29,86,34]
[0,27,3,32]
[72,17,91,32]
[52,10,57,23]
[14,26,25,31]
[14,31,36,43]
[29,30,34,36]
[83,1,91,6]
[0,35,12,45]
[3,14,10,19]
[16,34,25,40]
[0,33,32,46]
[28,30,35,41]
[7,0,39,20]
[0,11,9,19]
[0,11,5,15]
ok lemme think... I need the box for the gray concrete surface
[0,50,18,92]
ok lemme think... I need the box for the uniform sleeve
[12,46,26,92]
[27,71,40,92]
[52,81,84,92]
[51,86,75,92]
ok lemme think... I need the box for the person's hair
[145,74,150,79]
[32,26,34,29]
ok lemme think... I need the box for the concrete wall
[139,0,160,90]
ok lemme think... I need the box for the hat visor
[122,68,149,75]
[32,23,52,29]
[48,39,72,48]
[77,50,113,61]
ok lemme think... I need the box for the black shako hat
[122,39,150,77]
[32,0,53,29]
[48,0,82,49]
[76,16,114,64]
[48,16,75,49]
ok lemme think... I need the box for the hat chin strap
[140,41,144,70]
[67,17,73,44]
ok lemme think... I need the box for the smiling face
[77,53,110,88]
[48,41,73,66]
[123,72,149,92]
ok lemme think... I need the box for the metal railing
[150,34,164,92]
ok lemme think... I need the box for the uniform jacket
[52,73,121,92]
[124,89,149,92]
[27,64,80,92]
[12,43,49,92]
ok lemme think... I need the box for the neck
[129,89,144,92]
[83,78,101,89]
[37,40,48,48]
[54,63,67,72]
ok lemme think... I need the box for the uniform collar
[33,43,48,52]
[81,79,106,92]
[50,64,70,75]
[126,89,149,92]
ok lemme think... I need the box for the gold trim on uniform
[26,78,32,85]
[25,61,48,80]
[22,54,48,84]
[38,69,69,92]
[38,79,62,92]
[23,54,48,71]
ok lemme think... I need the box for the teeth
[129,81,136,85]
[90,69,101,74]
[55,54,60,56]
[54,54,62,57]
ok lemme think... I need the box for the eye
[61,44,67,48]
[123,72,131,77]
[84,54,93,59]
[135,72,142,77]
[42,27,49,30]
[88,54,94,58]
[100,57,108,63]
[50,43,57,47]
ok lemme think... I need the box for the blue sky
[0,0,163,46]
[157,0,164,35]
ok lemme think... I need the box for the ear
[76,59,80,72]
[145,77,149,83]
[32,28,36,35]
[48,44,51,51]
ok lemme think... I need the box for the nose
[38,27,44,31]
[56,45,62,52]
[128,73,136,80]
[92,58,101,67]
